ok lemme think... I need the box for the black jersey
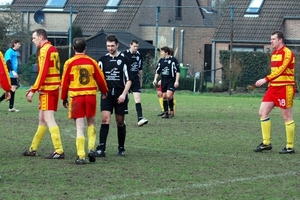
[98,52,133,89]
[155,56,180,78]
[122,49,143,80]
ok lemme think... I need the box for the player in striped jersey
[253,30,296,154]
[23,29,64,159]
[61,38,108,164]
[0,51,11,104]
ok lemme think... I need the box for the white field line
[61,129,298,199]
[97,171,298,200]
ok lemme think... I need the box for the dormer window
[43,0,67,11]
[104,0,122,12]
[245,0,265,14]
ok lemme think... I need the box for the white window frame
[245,0,265,14]
[104,0,122,12]
[45,0,67,8]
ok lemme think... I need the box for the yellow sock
[30,125,47,151]
[49,126,64,154]
[87,125,96,151]
[261,117,271,145]
[285,120,295,148]
[173,99,176,111]
[76,136,85,159]
[159,97,164,112]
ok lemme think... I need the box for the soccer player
[0,51,11,104]
[153,46,180,118]
[61,38,108,164]
[0,50,11,179]
[23,29,65,159]
[95,34,133,157]
[123,39,148,126]
[253,30,296,154]
[156,80,176,117]
[0,39,21,112]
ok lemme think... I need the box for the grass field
[0,88,300,200]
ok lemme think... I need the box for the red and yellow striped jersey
[266,46,295,86]
[0,51,11,92]
[60,54,108,100]
[31,42,61,93]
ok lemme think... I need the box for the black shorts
[101,88,129,115]
[10,78,18,86]
[130,78,141,93]
[161,79,175,93]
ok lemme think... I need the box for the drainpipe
[212,41,216,84]
[171,27,175,49]
[180,29,184,64]
[68,4,73,59]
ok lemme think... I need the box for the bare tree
[222,57,243,91]
[0,10,30,51]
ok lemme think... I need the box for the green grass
[1,88,300,200]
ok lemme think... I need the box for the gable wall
[283,19,300,40]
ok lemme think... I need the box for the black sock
[98,124,109,151]
[0,93,5,102]
[136,103,143,121]
[163,100,168,113]
[9,90,15,109]
[169,98,174,111]
[117,125,126,149]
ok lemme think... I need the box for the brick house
[212,0,300,83]
[6,0,219,82]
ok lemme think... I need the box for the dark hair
[169,48,174,56]
[11,39,20,48]
[161,46,170,55]
[106,34,118,44]
[272,30,285,41]
[33,29,48,39]
[73,38,86,53]
[130,39,139,45]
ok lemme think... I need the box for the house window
[175,0,182,20]
[104,0,122,12]
[232,45,264,52]
[245,0,265,14]
[45,0,67,8]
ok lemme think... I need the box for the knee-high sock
[158,97,164,112]
[99,124,109,151]
[9,90,15,109]
[87,125,96,151]
[0,93,5,102]
[49,126,64,154]
[285,120,295,148]
[117,125,126,149]
[163,100,168,113]
[136,103,143,121]
[76,136,85,159]
[261,117,271,145]
[169,98,174,111]
[30,125,47,151]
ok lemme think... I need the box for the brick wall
[138,25,215,77]
[25,12,76,33]
[283,19,300,39]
